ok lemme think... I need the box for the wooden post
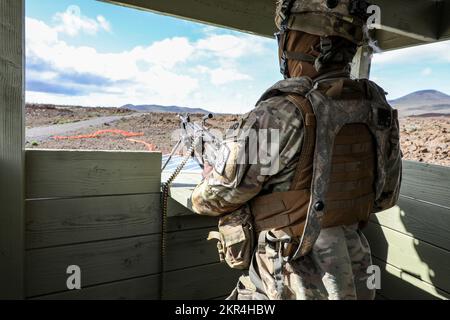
[351,45,373,79]
[0,0,25,299]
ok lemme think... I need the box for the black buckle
[320,37,332,53]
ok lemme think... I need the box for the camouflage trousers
[227,223,375,300]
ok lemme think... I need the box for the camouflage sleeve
[191,96,305,216]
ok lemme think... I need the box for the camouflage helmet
[275,0,370,45]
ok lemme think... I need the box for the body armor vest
[250,74,402,260]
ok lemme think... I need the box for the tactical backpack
[250,72,402,260]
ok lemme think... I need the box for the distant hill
[120,104,212,114]
[389,90,450,117]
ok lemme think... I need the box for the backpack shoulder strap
[285,94,316,191]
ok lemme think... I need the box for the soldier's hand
[202,162,214,179]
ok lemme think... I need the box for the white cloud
[129,37,194,69]
[196,34,270,59]
[196,66,251,85]
[26,17,58,45]
[53,5,111,36]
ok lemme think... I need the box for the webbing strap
[272,247,284,299]
[286,95,316,191]
[258,231,288,299]
[249,253,267,295]
[257,230,268,254]
[285,51,316,63]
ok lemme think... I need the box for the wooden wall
[365,161,450,300]
[24,150,450,300]
[0,0,25,299]
[25,150,240,299]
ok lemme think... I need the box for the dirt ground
[26,103,134,128]
[399,116,450,166]
[26,105,450,167]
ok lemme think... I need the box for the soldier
[191,0,402,300]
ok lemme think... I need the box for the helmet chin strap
[278,33,333,79]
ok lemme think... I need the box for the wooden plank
[26,234,160,297]
[26,225,221,297]
[364,223,450,293]
[373,257,449,300]
[166,195,219,231]
[34,262,239,300]
[101,0,275,38]
[163,263,241,300]
[372,0,438,42]
[440,0,450,39]
[371,196,450,251]
[165,227,219,271]
[168,213,218,232]
[26,193,216,249]
[32,275,159,300]
[401,160,450,208]
[0,0,25,299]
[26,149,162,199]
[26,194,161,249]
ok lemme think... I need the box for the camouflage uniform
[192,77,378,300]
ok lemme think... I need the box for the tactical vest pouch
[207,205,255,270]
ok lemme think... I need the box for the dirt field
[26,110,238,154]
[399,116,449,166]
[26,103,134,128]
[25,104,450,167]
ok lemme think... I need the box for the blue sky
[25,0,450,113]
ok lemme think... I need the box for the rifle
[162,113,226,172]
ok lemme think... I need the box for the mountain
[120,104,212,114]
[388,90,450,117]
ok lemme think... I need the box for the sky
[25,0,450,114]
